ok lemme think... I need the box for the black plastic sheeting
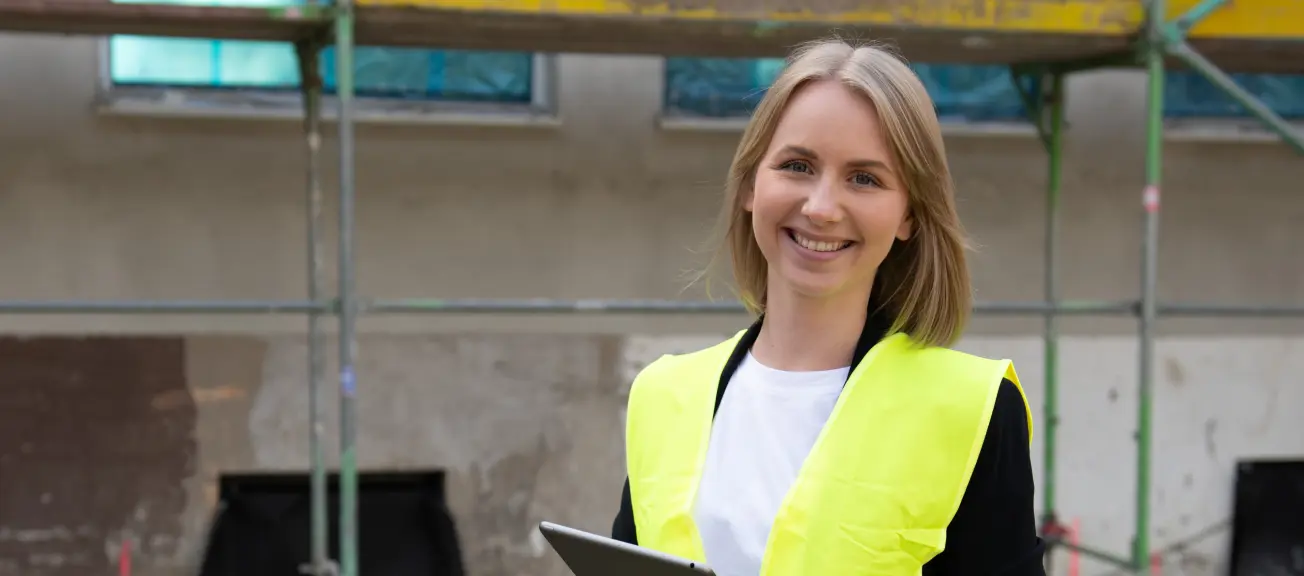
[199,471,465,576]
[1229,459,1304,576]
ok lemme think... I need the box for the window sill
[656,114,1038,139]
[93,90,562,129]
[657,114,1304,147]
[1162,118,1303,145]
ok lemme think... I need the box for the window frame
[93,38,560,127]
[1164,115,1304,144]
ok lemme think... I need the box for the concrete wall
[1,32,1302,576]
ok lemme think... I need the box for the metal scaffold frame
[1,0,1302,574]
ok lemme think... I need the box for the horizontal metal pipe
[4,298,1296,319]
[1159,303,1304,317]
[367,298,1141,316]
[367,298,748,314]
[1045,537,1136,570]
[976,300,1138,316]
[0,300,332,314]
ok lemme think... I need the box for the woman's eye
[779,160,812,173]
[852,173,879,187]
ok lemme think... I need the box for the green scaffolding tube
[1042,71,1065,543]
[295,40,332,576]
[334,0,361,574]
[1136,0,1165,568]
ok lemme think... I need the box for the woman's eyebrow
[777,145,889,171]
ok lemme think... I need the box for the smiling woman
[611,38,1045,576]
[743,80,920,350]
[723,42,973,351]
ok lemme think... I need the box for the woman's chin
[772,272,853,302]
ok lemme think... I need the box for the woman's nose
[801,181,842,224]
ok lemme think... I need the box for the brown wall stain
[0,337,196,576]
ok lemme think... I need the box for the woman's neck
[750,284,871,372]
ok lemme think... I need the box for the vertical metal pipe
[296,40,330,576]
[1137,1,1165,570]
[333,2,360,576]
[1042,71,1065,529]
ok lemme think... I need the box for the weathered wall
[0,337,194,575]
[5,333,1299,576]
[1,33,1302,576]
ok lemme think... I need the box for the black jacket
[610,308,1047,575]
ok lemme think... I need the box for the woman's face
[745,78,913,305]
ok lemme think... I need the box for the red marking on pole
[119,539,131,576]
[1143,185,1160,213]
[1069,518,1081,576]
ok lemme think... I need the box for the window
[663,57,1028,123]
[103,0,545,117]
[1165,71,1304,119]
[664,57,1304,125]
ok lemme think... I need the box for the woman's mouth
[787,228,853,253]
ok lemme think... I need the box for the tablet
[539,521,716,575]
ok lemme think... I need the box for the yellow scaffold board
[1,0,1300,72]
[355,0,1304,41]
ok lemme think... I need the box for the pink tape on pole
[119,539,131,576]
[1069,518,1080,576]
[1143,185,1160,213]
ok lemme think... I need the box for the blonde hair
[708,38,973,348]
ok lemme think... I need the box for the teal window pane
[217,41,300,86]
[110,36,223,85]
[664,57,1028,122]
[664,57,767,117]
[912,63,1026,122]
[665,57,1304,122]
[108,0,534,103]
[1165,71,1304,119]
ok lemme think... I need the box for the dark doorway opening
[1229,459,1304,576]
[199,470,465,576]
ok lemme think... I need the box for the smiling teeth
[793,232,850,253]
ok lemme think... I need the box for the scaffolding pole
[1158,303,1304,317]
[4,298,1304,317]
[3,298,1303,317]
[295,39,333,576]
[1135,0,1165,567]
[365,298,1140,316]
[1041,70,1066,555]
[333,0,361,572]
[0,300,329,313]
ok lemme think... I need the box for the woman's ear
[896,213,914,241]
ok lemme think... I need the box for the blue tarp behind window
[1166,71,1304,119]
[666,57,1304,121]
[108,0,534,103]
[664,57,1026,121]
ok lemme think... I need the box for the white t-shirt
[692,352,849,576]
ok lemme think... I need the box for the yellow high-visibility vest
[625,330,1030,575]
